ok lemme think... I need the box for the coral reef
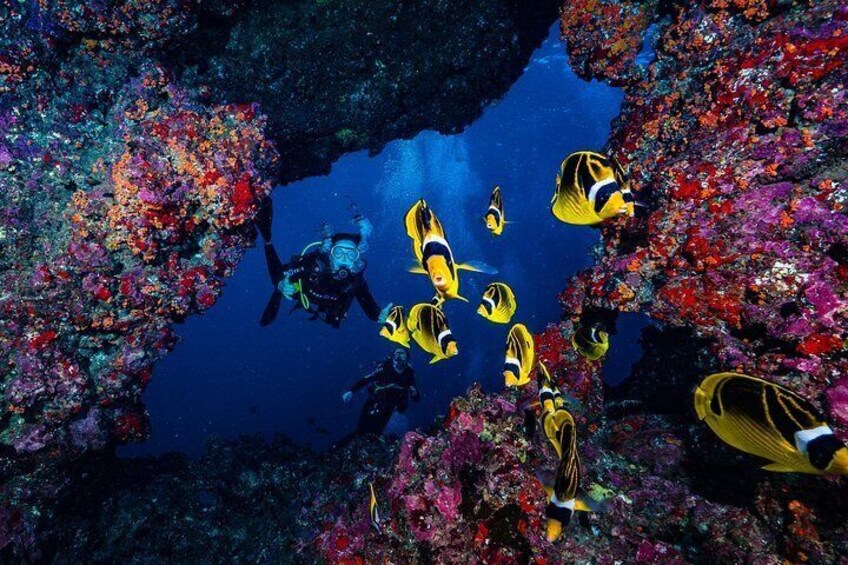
[28,434,399,564]
[178,0,562,183]
[4,0,847,562]
[559,0,848,431]
[1,0,560,555]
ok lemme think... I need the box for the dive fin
[255,196,273,242]
[429,356,441,365]
[264,242,285,285]
[454,294,470,303]
[408,264,428,275]
[457,261,498,275]
[260,289,283,326]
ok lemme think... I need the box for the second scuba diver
[256,197,392,328]
[339,348,420,444]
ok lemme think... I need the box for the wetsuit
[260,244,381,328]
[336,360,419,447]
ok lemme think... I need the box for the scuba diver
[256,197,392,328]
[338,348,420,444]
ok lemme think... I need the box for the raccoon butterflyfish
[404,199,496,303]
[571,325,610,361]
[538,410,601,542]
[503,323,535,387]
[550,151,634,226]
[369,482,381,533]
[477,282,517,324]
[407,303,458,364]
[694,372,848,475]
[537,362,571,459]
[484,185,507,236]
[379,305,410,348]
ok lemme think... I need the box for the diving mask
[331,244,361,262]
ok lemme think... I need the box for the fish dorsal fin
[457,261,497,274]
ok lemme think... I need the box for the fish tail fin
[574,494,608,513]
[260,289,283,326]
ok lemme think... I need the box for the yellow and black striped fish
[695,373,848,475]
[404,199,493,303]
[484,185,507,236]
[503,323,534,387]
[369,482,381,533]
[537,362,570,459]
[572,325,609,361]
[407,303,458,364]
[477,282,517,324]
[550,151,634,226]
[379,305,410,348]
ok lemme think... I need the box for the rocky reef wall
[0,0,559,556]
[3,0,846,562]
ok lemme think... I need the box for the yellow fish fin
[457,261,497,274]
[574,495,607,513]
[408,264,428,274]
[429,355,442,365]
[761,462,798,473]
[454,294,469,303]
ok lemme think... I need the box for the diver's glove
[378,303,394,324]
[342,391,353,403]
[278,277,297,301]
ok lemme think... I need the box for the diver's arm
[348,367,382,393]
[354,279,383,322]
[408,369,421,402]
[276,253,316,300]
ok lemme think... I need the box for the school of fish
[368,150,847,540]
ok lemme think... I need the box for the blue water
[121,26,626,457]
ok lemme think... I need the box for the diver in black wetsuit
[256,198,392,328]
[338,348,420,443]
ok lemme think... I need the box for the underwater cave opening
[119,25,625,458]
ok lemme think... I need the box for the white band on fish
[483,296,496,310]
[550,492,575,510]
[437,329,453,345]
[795,425,833,453]
[587,178,617,205]
[505,356,520,366]
[385,319,397,331]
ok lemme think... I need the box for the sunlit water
[120,26,645,457]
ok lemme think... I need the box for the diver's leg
[358,400,392,436]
